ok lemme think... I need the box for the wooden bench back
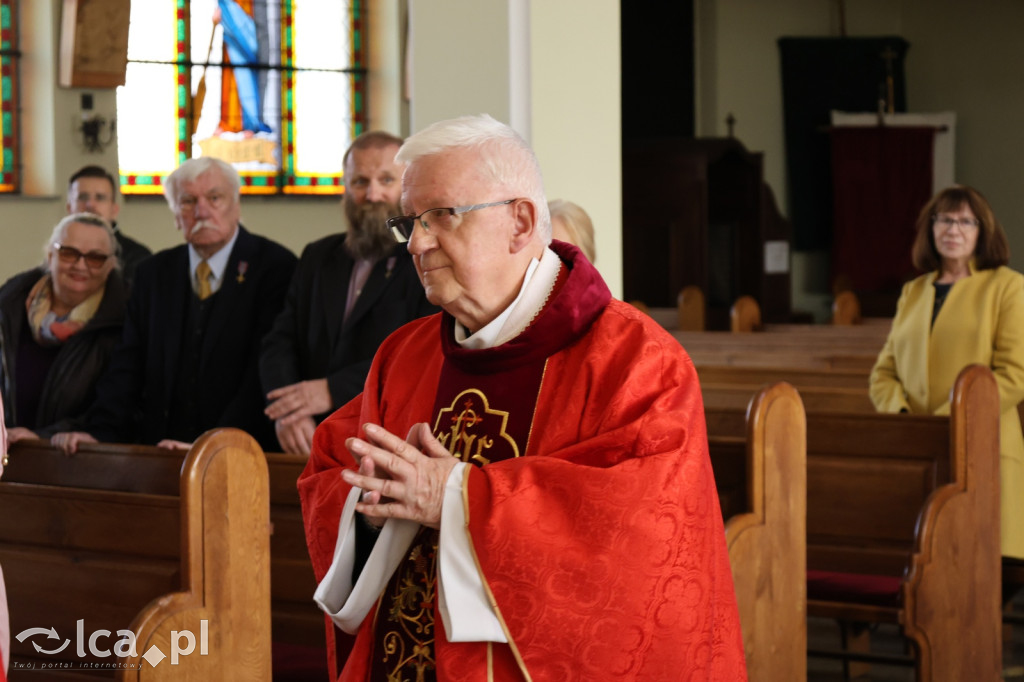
[706,390,958,576]
[698,364,870,391]
[712,382,806,681]
[676,328,886,350]
[677,285,705,331]
[831,290,862,325]
[730,295,762,332]
[759,322,890,338]
[1,437,323,678]
[1,445,183,673]
[675,324,884,371]
[703,383,874,414]
[803,411,950,575]
[706,365,1002,680]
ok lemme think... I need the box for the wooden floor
[808,591,1024,680]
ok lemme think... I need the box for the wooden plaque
[58,0,131,88]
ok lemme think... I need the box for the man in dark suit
[52,157,297,453]
[67,165,152,287]
[259,131,437,455]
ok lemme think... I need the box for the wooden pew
[734,294,893,333]
[730,295,762,332]
[703,382,874,414]
[677,285,705,331]
[757,323,890,340]
[119,429,271,681]
[827,290,897,327]
[831,289,862,325]
[697,364,870,391]
[676,328,886,350]
[711,382,806,681]
[687,349,877,372]
[705,365,1002,681]
[0,438,324,680]
[643,287,893,334]
[673,327,885,372]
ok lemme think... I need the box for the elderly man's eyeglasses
[933,215,979,230]
[386,199,517,243]
[52,243,112,268]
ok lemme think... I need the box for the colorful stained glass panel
[0,0,18,193]
[118,0,362,196]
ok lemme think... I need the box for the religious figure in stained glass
[116,0,364,196]
[192,0,279,175]
[215,0,272,136]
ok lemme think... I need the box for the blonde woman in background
[548,199,596,262]
[0,213,126,443]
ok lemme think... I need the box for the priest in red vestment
[298,114,746,682]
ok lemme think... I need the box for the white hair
[396,114,551,242]
[43,212,120,271]
[162,157,242,213]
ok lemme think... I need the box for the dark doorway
[620,1,695,142]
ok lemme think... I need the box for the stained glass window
[0,0,19,193]
[117,0,365,196]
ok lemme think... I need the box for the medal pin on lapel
[237,261,248,283]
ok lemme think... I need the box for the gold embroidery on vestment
[432,389,521,465]
[378,533,438,680]
[378,387,532,680]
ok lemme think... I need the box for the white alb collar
[455,246,561,350]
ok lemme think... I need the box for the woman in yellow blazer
[870,185,1024,559]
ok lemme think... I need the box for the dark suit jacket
[114,227,152,288]
[259,233,437,418]
[80,226,296,450]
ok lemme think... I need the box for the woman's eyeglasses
[932,215,979,230]
[52,243,113,268]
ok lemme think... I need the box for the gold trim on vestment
[521,358,549,458]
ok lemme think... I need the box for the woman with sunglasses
[870,185,1024,561]
[0,212,127,442]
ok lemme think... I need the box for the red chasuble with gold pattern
[299,243,747,681]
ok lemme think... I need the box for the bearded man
[260,131,438,455]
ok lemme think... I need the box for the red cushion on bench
[807,569,902,607]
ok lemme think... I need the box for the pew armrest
[901,365,1002,681]
[724,382,806,681]
[117,429,272,681]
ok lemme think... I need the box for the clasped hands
[343,422,458,530]
[266,379,332,455]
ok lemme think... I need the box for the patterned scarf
[24,275,104,346]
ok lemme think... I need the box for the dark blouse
[932,281,953,327]
[15,317,61,428]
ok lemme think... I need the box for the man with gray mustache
[51,157,296,454]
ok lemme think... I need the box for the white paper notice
[764,240,789,274]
